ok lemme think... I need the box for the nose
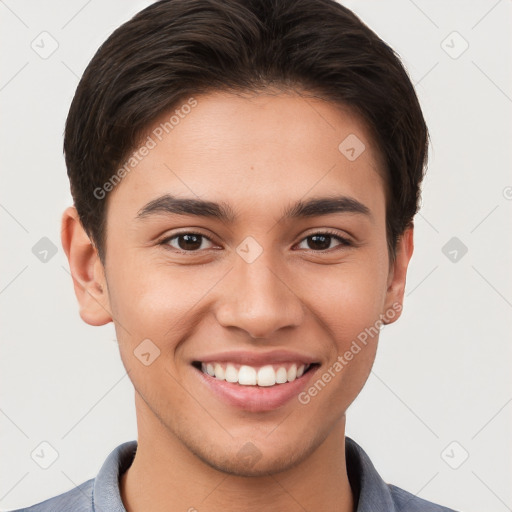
[214,250,305,339]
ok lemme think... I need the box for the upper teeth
[200,362,309,386]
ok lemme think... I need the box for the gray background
[1,1,511,511]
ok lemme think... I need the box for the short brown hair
[64,0,429,263]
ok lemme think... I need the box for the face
[63,90,412,476]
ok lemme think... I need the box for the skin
[61,90,413,512]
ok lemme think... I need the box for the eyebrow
[135,194,371,223]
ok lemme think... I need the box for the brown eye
[162,232,214,252]
[296,231,352,252]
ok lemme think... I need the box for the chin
[181,431,324,477]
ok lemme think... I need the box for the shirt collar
[346,436,397,511]
[93,437,395,512]
[93,440,137,512]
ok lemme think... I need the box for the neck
[120,394,354,512]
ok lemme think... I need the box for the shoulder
[6,440,137,512]
[345,436,460,512]
[389,483,460,512]
[6,478,94,512]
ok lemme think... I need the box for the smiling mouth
[192,361,319,387]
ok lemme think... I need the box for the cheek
[297,266,386,415]
[312,256,389,338]
[106,262,178,345]
[303,255,388,388]
[106,263,199,407]
[106,256,226,354]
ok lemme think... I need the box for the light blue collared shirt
[8,437,459,511]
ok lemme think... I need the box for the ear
[382,226,414,324]
[61,206,113,326]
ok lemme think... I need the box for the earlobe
[61,206,113,326]
[382,226,414,324]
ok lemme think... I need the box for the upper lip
[192,349,318,366]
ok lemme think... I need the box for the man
[10,0,459,510]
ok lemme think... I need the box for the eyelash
[159,229,353,254]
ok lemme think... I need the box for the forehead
[106,90,386,222]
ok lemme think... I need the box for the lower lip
[194,365,319,412]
